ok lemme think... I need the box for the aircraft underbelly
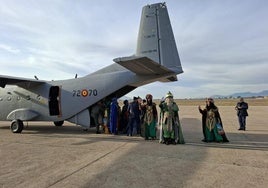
[66,109,90,128]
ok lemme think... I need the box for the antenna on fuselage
[34,75,39,80]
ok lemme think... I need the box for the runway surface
[0,106,267,188]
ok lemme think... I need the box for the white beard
[165,98,173,107]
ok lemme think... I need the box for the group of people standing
[122,91,185,145]
[90,91,185,145]
[90,92,249,145]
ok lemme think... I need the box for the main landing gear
[54,121,64,126]
[10,120,24,133]
[10,120,65,133]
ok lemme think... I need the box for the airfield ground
[0,99,267,188]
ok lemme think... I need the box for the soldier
[91,101,104,134]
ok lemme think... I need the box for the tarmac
[0,106,267,188]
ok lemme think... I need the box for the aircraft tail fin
[136,3,183,74]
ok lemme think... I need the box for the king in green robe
[159,91,185,145]
[143,94,158,140]
[199,98,229,142]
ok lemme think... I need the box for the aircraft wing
[0,75,46,88]
[113,56,174,75]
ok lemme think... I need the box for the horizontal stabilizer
[113,56,174,75]
[0,75,45,88]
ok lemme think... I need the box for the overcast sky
[0,0,267,99]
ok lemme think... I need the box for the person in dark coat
[235,98,249,131]
[126,97,141,136]
[120,100,129,134]
[198,99,208,142]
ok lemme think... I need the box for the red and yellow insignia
[81,89,88,97]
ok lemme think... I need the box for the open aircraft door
[48,86,61,116]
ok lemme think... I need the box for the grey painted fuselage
[0,3,183,131]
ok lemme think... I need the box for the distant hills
[119,90,268,100]
[212,90,268,98]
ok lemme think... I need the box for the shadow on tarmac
[0,114,267,188]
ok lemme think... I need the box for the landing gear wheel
[54,121,64,126]
[10,120,24,133]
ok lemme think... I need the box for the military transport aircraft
[0,2,183,133]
